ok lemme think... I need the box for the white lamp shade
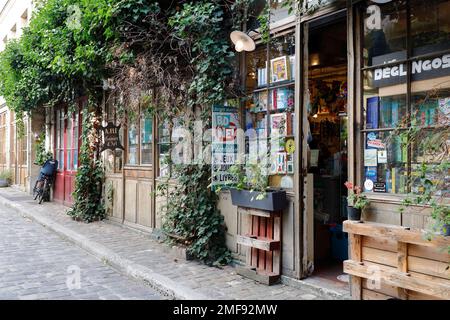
[371,0,392,3]
[230,31,256,52]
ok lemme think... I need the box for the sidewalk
[0,187,350,300]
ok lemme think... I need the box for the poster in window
[211,105,240,190]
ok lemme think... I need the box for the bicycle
[33,174,53,204]
[33,158,58,204]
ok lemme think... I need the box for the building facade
[0,0,41,193]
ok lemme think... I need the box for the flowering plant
[344,181,369,210]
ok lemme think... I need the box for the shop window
[55,109,64,170]
[126,111,153,166]
[244,30,296,189]
[158,120,172,177]
[360,0,450,195]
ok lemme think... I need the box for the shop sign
[211,105,240,190]
[100,122,124,152]
[372,48,450,88]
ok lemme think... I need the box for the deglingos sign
[366,3,450,87]
[372,52,450,87]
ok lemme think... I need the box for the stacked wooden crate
[343,220,450,300]
[236,207,282,285]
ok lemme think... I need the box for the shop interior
[305,14,349,289]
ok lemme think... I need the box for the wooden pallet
[236,206,281,285]
[343,220,450,300]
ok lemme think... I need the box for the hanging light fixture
[230,31,256,52]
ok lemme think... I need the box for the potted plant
[0,170,12,188]
[344,181,369,221]
[224,164,287,211]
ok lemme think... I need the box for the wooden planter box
[343,220,450,300]
[230,189,287,211]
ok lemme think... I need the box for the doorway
[303,13,349,289]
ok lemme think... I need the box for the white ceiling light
[230,31,256,52]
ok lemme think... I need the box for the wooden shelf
[252,80,295,93]
[237,235,280,251]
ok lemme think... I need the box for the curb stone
[0,195,210,300]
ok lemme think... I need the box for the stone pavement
[0,187,350,300]
[0,205,164,300]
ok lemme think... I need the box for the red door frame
[53,100,83,206]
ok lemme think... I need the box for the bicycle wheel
[38,180,48,204]
[33,180,40,200]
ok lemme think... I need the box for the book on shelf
[380,98,392,128]
[255,91,268,112]
[270,152,287,175]
[366,96,379,129]
[438,97,450,124]
[289,55,295,80]
[270,113,287,137]
[257,62,268,87]
[270,56,289,83]
[271,88,294,111]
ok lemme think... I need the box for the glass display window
[359,0,450,195]
[244,29,295,189]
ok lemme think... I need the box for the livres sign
[100,122,124,152]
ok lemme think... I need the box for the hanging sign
[100,122,124,152]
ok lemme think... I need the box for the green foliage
[0,170,12,182]
[157,164,231,266]
[169,1,234,108]
[67,109,105,223]
[34,131,53,166]
[225,164,269,200]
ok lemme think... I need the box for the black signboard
[373,182,386,193]
[371,43,450,88]
[100,122,124,152]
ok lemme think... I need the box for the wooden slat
[344,260,450,299]
[409,244,450,263]
[236,235,280,252]
[273,213,281,275]
[266,216,273,273]
[245,213,252,267]
[362,278,399,298]
[349,234,362,300]
[362,288,393,300]
[362,247,397,267]
[259,217,266,270]
[362,236,397,252]
[251,215,258,268]
[397,242,408,299]
[344,220,449,248]
[408,290,444,300]
[408,256,450,280]
[237,206,271,217]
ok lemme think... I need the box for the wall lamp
[230,30,256,52]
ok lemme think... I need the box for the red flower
[344,181,353,190]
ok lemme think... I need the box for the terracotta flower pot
[347,206,361,221]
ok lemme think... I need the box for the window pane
[411,0,450,54]
[140,116,152,165]
[363,70,407,129]
[158,120,171,177]
[127,123,138,165]
[363,0,407,67]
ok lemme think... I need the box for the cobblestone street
[0,205,165,300]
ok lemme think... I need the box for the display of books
[271,88,294,111]
[254,91,268,112]
[289,55,295,80]
[366,96,379,129]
